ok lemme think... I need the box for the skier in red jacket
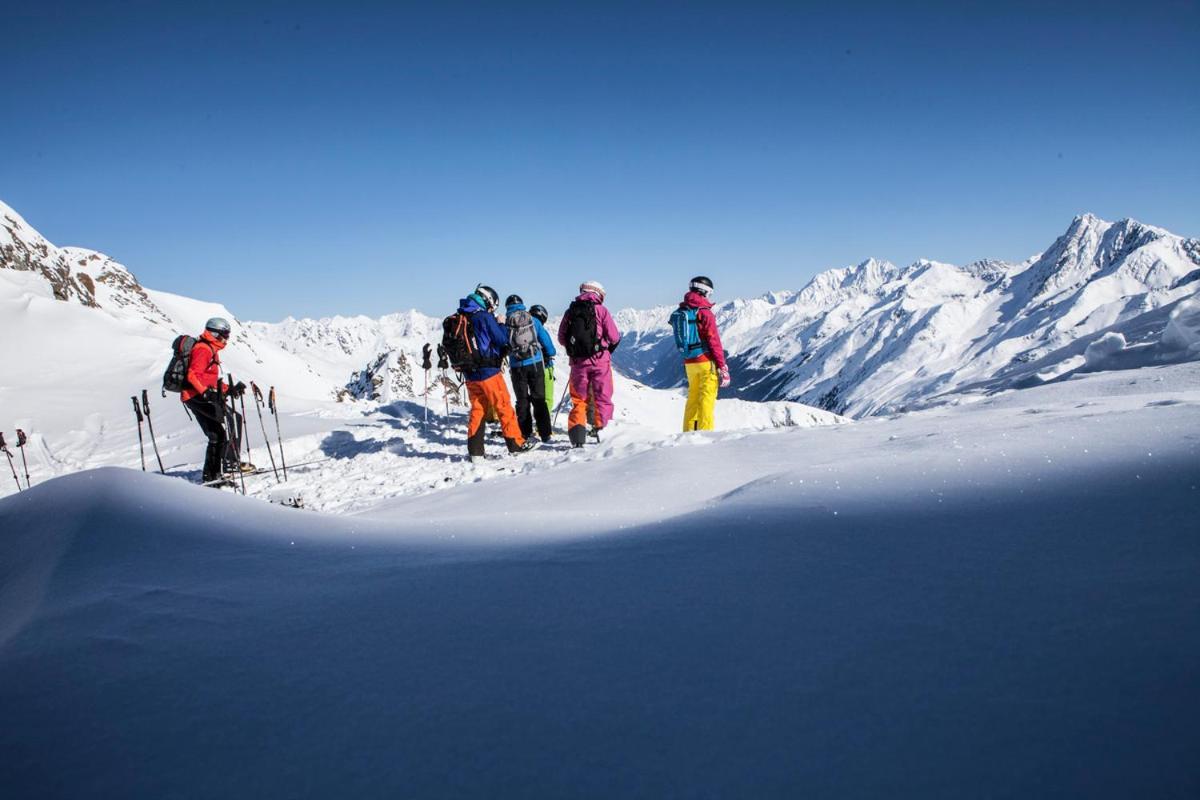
[182,317,249,485]
[679,276,729,431]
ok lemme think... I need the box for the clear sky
[3,0,1197,320]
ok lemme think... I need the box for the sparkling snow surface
[2,364,1198,796]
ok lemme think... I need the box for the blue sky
[3,0,1197,320]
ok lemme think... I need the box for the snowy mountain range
[241,213,1200,417]
[4,196,1198,427]
[614,215,1200,415]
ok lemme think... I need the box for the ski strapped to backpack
[564,299,601,359]
[670,307,706,359]
[506,308,540,362]
[162,335,198,395]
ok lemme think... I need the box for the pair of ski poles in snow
[250,382,287,481]
[1,430,31,491]
[132,390,166,474]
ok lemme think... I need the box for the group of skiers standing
[177,276,729,482]
[446,280,622,460]
[445,276,728,460]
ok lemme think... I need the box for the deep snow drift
[2,364,1198,797]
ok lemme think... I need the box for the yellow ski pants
[682,361,718,432]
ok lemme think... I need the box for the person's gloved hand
[719,366,731,388]
[203,388,221,403]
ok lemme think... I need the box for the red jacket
[181,331,228,402]
[681,291,727,370]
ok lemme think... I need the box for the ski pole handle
[131,396,144,422]
[251,381,264,404]
[16,429,27,447]
[269,386,277,414]
[141,389,151,417]
[0,431,6,450]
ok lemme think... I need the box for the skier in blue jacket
[455,285,538,460]
[504,294,556,442]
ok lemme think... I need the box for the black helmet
[505,294,523,307]
[473,284,499,310]
[204,316,232,338]
[689,276,714,297]
[529,304,548,324]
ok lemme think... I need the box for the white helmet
[689,275,714,298]
[579,280,605,300]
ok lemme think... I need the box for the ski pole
[131,396,146,470]
[552,382,572,427]
[1,432,20,492]
[421,344,432,426]
[228,374,252,465]
[250,382,279,480]
[223,391,246,495]
[437,344,450,415]
[141,390,165,474]
[269,386,288,481]
[15,429,31,489]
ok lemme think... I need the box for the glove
[607,339,621,354]
[230,381,247,398]
[719,366,731,388]
[203,388,222,403]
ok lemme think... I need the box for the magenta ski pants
[568,361,615,429]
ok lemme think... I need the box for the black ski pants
[511,363,552,442]
[185,395,242,480]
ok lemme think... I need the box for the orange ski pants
[466,373,524,444]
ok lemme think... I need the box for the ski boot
[568,425,587,448]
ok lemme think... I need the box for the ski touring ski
[199,457,330,487]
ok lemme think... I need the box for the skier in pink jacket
[558,280,622,447]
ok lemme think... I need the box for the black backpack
[442,311,482,373]
[565,299,601,359]
[162,335,197,393]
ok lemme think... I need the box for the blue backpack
[670,307,705,359]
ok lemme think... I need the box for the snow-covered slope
[614,216,1200,416]
[2,363,1197,796]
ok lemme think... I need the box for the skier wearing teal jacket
[505,295,556,442]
